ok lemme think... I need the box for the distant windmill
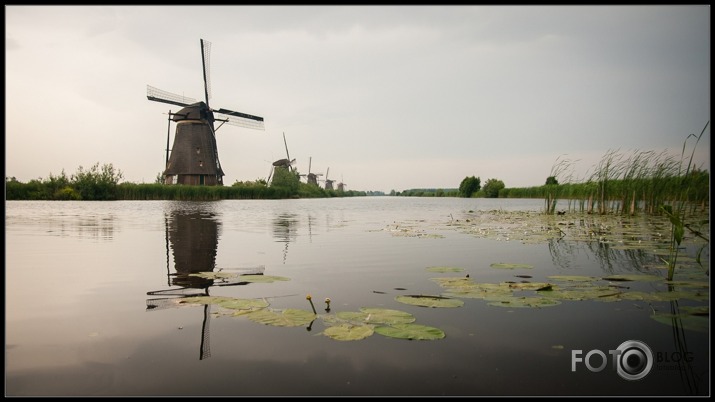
[267,132,296,185]
[323,167,335,190]
[300,157,323,186]
[147,38,264,186]
[337,175,347,192]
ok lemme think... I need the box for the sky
[5,5,711,193]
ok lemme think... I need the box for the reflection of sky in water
[5,199,709,396]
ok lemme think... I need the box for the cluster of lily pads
[428,263,710,320]
[169,261,708,344]
[374,209,709,333]
[174,271,446,342]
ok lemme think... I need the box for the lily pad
[620,290,709,302]
[374,323,446,340]
[439,281,514,300]
[322,324,374,341]
[236,274,291,283]
[245,308,316,327]
[336,308,416,325]
[395,295,464,308]
[543,287,623,302]
[426,266,464,273]
[602,274,663,282]
[490,263,534,269]
[217,298,269,310]
[186,272,239,280]
[487,296,562,308]
[679,305,709,316]
[547,275,599,282]
[504,282,555,291]
[188,273,290,283]
[430,277,477,289]
[650,313,709,332]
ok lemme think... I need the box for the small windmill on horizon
[323,167,335,190]
[300,157,323,186]
[337,175,346,192]
[267,132,296,185]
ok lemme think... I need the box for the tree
[482,178,505,198]
[545,176,559,185]
[269,166,300,196]
[458,176,481,198]
[72,162,124,200]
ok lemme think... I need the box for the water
[5,198,710,396]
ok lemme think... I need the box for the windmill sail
[147,85,197,108]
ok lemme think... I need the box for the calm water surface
[5,198,710,396]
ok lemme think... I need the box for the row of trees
[6,163,366,201]
[6,163,124,201]
[458,176,505,198]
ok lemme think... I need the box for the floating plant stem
[306,294,317,314]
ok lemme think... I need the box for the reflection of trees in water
[547,238,663,275]
[33,213,117,240]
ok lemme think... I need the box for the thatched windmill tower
[267,132,296,186]
[323,167,335,190]
[147,39,264,186]
[337,175,346,192]
[300,157,323,186]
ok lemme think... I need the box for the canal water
[5,198,710,396]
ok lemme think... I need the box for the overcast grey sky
[5,5,710,193]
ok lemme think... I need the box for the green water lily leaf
[651,313,708,332]
[177,296,224,306]
[490,263,534,269]
[187,272,239,280]
[176,296,270,313]
[237,274,291,283]
[487,296,562,308]
[664,280,710,289]
[680,305,709,316]
[438,280,514,300]
[217,298,269,310]
[322,324,375,341]
[374,323,446,340]
[336,308,416,325]
[188,273,290,283]
[426,266,464,273]
[620,290,709,302]
[245,308,316,327]
[430,277,477,289]
[547,275,600,282]
[505,282,554,291]
[543,287,622,302]
[395,295,464,308]
[602,274,663,282]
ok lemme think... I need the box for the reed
[543,155,579,214]
[661,121,709,281]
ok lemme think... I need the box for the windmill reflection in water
[146,209,265,360]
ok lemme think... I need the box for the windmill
[323,167,335,190]
[267,132,296,185]
[147,38,264,186]
[337,175,347,192]
[300,157,323,186]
